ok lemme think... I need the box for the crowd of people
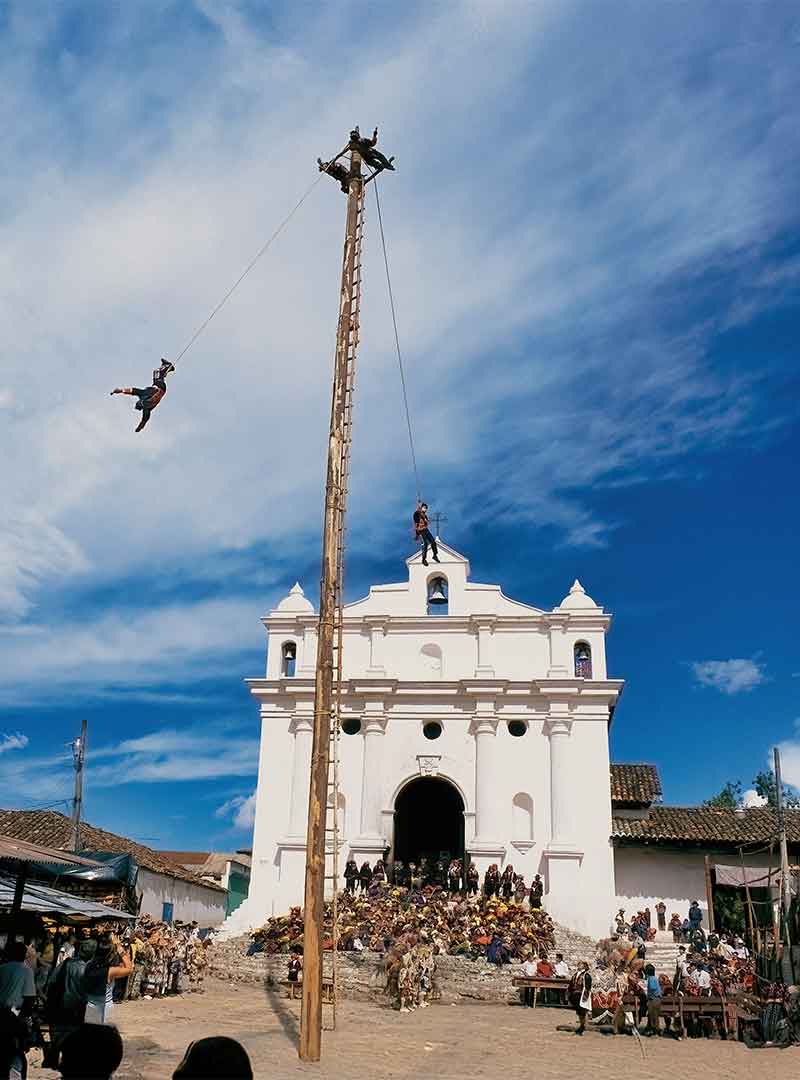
[0,916,212,1075]
[342,857,545,907]
[253,875,556,961]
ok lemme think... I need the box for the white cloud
[216,792,256,832]
[741,789,768,809]
[0,733,28,754]
[691,658,767,695]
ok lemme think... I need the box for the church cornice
[261,612,612,632]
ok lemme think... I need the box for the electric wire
[172,174,324,366]
[372,179,422,503]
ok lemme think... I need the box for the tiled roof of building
[160,851,210,868]
[612,805,800,846]
[0,810,224,892]
[610,763,662,805]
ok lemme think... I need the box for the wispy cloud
[0,733,29,754]
[216,792,256,832]
[2,1,797,624]
[0,724,258,807]
[691,658,767,695]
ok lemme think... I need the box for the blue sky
[1,1,798,851]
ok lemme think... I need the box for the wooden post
[70,719,87,852]
[774,747,792,942]
[299,143,363,1064]
[739,848,756,952]
[704,855,716,933]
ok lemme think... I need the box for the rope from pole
[372,179,422,503]
[172,174,324,366]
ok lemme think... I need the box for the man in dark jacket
[45,940,95,1068]
[413,503,440,566]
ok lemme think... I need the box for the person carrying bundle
[110,359,175,432]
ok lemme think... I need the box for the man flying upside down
[110,360,175,432]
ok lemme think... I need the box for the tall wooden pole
[774,747,792,941]
[299,145,363,1063]
[703,854,716,933]
[70,719,87,852]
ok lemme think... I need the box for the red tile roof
[0,810,224,892]
[612,805,800,846]
[610,763,662,805]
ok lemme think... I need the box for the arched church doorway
[393,777,465,865]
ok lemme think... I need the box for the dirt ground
[29,978,799,1080]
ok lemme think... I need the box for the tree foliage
[752,768,800,809]
[703,781,742,809]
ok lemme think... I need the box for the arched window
[281,641,297,677]
[512,793,534,843]
[427,575,448,616]
[574,641,592,679]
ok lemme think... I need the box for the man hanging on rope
[413,502,440,566]
[110,360,175,432]
[349,127,395,174]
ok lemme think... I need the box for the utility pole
[774,746,792,938]
[70,719,87,852]
[299,128,393,1063]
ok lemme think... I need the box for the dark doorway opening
[393,777,465,866]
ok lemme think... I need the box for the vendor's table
[512,976,570,1008]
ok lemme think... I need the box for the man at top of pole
[413,502,440,567]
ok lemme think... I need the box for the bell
[427,578,448,605]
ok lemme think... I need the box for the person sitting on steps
[413,502,440,566]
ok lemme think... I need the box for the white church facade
[221,543,800,941]
[231,544,626,938]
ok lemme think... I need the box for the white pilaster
[298,622,317,676]
[357,707,387,840]
[287,713,314,837]
[471,617,496,678]
[469,704,505,859]
[365,618,387,676]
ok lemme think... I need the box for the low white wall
[138,868,227,927]
[614,847,709,931]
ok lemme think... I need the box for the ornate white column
[359,707,387,838]
[546,716,576,848]
[287,713,314,837]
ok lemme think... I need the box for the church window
[281,641,297,677]
[341,718,362,736]
[328,791,346,837]
[507,720,527,738]
[512,793,534,842]
[422,721,443,740]
[426,576,448,616]
[574,642,592,679]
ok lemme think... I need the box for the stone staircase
[645,931,681,976]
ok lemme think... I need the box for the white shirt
[554,961,569,978]
[692,969,711,990]
[522,960,537,977]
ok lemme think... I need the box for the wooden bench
[512,976,570,1008]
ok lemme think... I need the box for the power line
[172,174,324,366]
[372,179,421,503]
